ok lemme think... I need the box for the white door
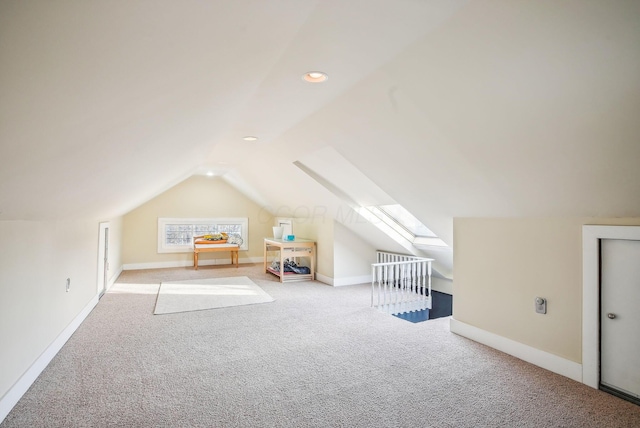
[97,223,109,297]
[600,239,640,400]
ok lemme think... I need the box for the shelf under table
[263,238,316,283]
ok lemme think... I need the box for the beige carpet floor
[154,276,274,314]
[2,264,640,427]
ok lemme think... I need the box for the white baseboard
[334,274,372,287]
[449,318,582,383]
[315,272,333,285]
[123,257,264,271]
[315,273,372,287]
[0,295,99,423]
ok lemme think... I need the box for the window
[157,218,249,253]
[377,205,436,238]
[293,148,448,250]
[361,205,447,248]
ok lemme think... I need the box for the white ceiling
[1,0,639,238]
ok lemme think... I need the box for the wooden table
[193,243,239,269]
[264,238,315,283]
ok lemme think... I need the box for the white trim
[582,225,640,389]
[124,261,192,270]
[314,273,372,287]
[0,295,99,423]
[315,272,333,286]
[123,257,263,271]
[450,318,582,382]
[334,274,372,287]
[97,222,109,294]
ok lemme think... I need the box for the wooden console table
[264,238,315,283]
[193,243,239,270]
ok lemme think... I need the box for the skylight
[294,147,448,249]
[362,205,447,248]
[378,204,437,237]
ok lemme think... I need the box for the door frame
[582,225,640,388]
[97,222,110,296]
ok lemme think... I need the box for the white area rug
[154,276,274,315]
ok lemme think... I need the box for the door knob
[607,313,616,319]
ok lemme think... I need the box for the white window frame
[157,217,249,253]
[360,206,448,248]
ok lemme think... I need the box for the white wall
[432,277,452,295]
[0,217,123,418]
[453,217,640,365]
[104,216,124,288]
[111,218,123,282]
[333,221,376,286]
[121,175,274,268]
[291,216,334,280]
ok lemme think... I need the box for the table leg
[264,241,268,273]
[194,251,199,270]
[311,245,315,280]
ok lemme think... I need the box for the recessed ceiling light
[206,171,214,177]
[303,71,328,83]
[242,136,258,141]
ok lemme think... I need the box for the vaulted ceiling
[2,0,639,244]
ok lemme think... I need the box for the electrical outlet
[66,278,71,292]
[535,297,546,314]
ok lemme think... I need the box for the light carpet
[4,265,640,428]
[154,275,274,314]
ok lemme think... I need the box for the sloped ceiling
[1,0,639,233]
[0,0,465,220]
